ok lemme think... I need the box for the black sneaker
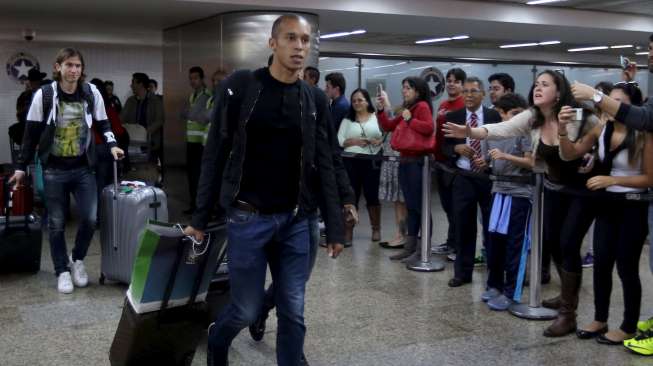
[249,310,268,341]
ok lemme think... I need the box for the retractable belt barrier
[340,152,652,318]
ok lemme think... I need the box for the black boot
[390,236,416,261]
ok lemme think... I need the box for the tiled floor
[1,168,652,365]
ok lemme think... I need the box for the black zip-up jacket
[191,68,345,244]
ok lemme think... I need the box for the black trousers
[487,195,531,298]
[187,142,204,209]
[436,169,456,246]
[451,174,492,281]
[398,159,432,238]
[343,156,381,208]
[593,199,648,334]
[541,188,595,274]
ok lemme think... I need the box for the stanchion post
[407,156,444,272]
[509,173,557,319]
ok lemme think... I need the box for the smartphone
[620,55,631,70]
[376,83,383,96]
[573,108,583,121]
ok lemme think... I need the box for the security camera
[22,29,35,42]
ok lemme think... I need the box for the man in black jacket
[184,15,344,366]
[443,76,501,287]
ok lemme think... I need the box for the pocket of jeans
[227,208,255,224]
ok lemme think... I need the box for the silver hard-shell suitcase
[100,161,168,285]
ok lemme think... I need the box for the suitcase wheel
[99,273,105,285]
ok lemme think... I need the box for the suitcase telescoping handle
[112,160,119,251]
[2,175,31,233]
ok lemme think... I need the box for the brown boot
[368,205,381,242]
[542,264,563,309]
[543,269,582,337]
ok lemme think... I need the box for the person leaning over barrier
[444,69,600,338]
[183,14,344,366]
[10,48,124,294]
[559,82,652,345]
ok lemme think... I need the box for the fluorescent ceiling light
[554,61,582,65]
[500,42,538,49]
[635,52,648,55]
[538,40,561,45]
[320,29,366,39]
[527,0,567,4]
[610,45,633,49]
[500,40,560,49]
[363,62,408,70]
[416,37,451,44]
[568,46,608,52]
[319,57,330,60]
[416,35,469,44]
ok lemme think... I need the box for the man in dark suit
[443,76,501,287]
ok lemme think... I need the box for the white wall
[0,41,162,164]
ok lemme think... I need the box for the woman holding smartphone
[444,70,599,337]
[338,88,383,245]
[559,82,652,345]
[376,77,434,262]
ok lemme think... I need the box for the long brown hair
[53,47,86,83]
[527,70,575,129]
[612,83,645,166]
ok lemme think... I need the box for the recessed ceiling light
[415,35,470,44]
[527,0,567,4]
[320,30,366,39]
[610,45,633,49]
[568,46,609,52]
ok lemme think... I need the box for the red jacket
[377,101,434,157]
[93,105,125,144]
[435,96,464,161]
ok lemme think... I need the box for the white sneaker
[69,255,89,287]
[57,272,74,294]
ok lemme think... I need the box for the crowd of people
[6,13,653,365]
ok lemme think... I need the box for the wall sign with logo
[6,52,41,83]
[420,67,445,100]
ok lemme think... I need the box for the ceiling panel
[487,0,653,17]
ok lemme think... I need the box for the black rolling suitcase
[109,227,226,366]
[0,176,41,274]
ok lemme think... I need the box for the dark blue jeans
[398,159,432,238]
[43,166,97,275]
[262,213,320,313]
[486,195,531,298]
[208,209,310,366]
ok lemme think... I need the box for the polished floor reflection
[1,168,651,366]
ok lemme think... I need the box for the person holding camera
[559,82,652,345]
[444,69,599,338]
[376,77,434,262]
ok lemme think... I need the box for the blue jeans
[43,166,97,275]
[486,196,531,298]
[262,214,320,313]
[208,209,310,366]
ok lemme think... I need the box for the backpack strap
[41,84,55,125]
